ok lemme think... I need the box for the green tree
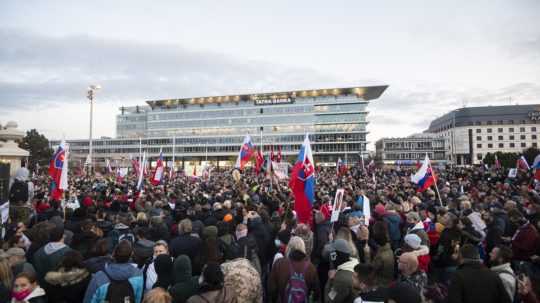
[18,129,53,171]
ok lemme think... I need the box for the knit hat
[223,213,233,223]
[374,204,386,216]
[404,234,422,249]
[329,239,351,255]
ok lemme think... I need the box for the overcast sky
[1,0,539,149]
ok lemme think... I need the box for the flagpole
[139,137,142,162]
[428,160,444,207]
[172,136,176,176]
[260,127,263,153]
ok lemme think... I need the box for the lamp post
[87,84,101,174]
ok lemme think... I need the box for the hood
[173,255,193,283]
[15,167,29,181]
[114,223,130,230]
[45,267,89,286]
[491,263,513,273]
[44,242,67,255]
[104,263,141,281]
[135,239,155,249]
[337,258,359,272]
[25,286,46,300]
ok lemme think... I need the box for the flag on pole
[151,149,164,186]
[49,140,68,200]
[517,156,530,171]
[235,135,255,170]
[137,151,146,191]
[532,154,540,181]
[495,154,501,169]
[106,159,113,174]
[360,154,365,171]
[289,134,315,225]
[337,157,347,176]
[270,146,275,162]
[277,146,282,162]
[411,154,437,192]
[255,149,265,174]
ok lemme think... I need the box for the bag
[283,261,309,303]
[9,180,28,204]
[104,270,136,303]
[115,229,135,244]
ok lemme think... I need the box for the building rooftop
[141,85,388,110]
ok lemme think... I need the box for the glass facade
[58,86,387,166]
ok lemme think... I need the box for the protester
[186,263,234,303]
[169,255,199,303]
[44,250,91,303]
[11,272,47,303]
[489,245,517,301]
[0,256,13,302]
[32,226,71,283]
[143,287,173,303]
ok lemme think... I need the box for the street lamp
[87,84,101,174]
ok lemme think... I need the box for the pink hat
[375,204,386,216]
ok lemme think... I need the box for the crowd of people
[3,161,540,303]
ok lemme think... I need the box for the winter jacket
[436,226,461,267]
[324,258,360,303]
[44,267,91,303]
[170,234,203,262]
[268,251,320,303]
[491,263,516,302]
[82,263,143,303]
[70,231,99,258]
[512,222,540,261]
[447,261,511,303]
[170,255,199,303]
[10,286,47,303]
[33,242,71,283]
[371,243,395,285]
[383,212,402,248]
[222,258,263,303]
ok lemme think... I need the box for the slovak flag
[289,134,315,225]
[337,158,346,176]
[411,154,436,192]
[532,154,540,181]
[517,156,530,171]
[151,150,164,186]
[49,140,69,200]
[235,135,255,170]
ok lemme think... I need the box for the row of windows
[476,142,538,149]
[434,119,539,132]
[477,134,538,141]
[383,141,445,150]
[383,152,446,160]
[476,127,537,133]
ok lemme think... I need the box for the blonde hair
[286,236,306,257]
[178,219,192,234]
[142,287,172,303]
[136,212,148,222]
[0,259,12,289]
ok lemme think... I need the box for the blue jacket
[83,262,143,303]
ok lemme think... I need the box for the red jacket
[512,223,540,261]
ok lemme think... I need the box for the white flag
[59,143,69,191]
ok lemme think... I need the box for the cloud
[0,28,340,109]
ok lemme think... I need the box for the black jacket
[447,261,512,303]
[43,267,91,303]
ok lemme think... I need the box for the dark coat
[512,222,540,261]
[43,267,91,303]
[170,255,199,303]
[84,255,113,274]
[447,261,512,303]
[33,244,71,283]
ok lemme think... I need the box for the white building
[426,105,540,165]
[375,133,446,165]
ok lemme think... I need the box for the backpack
[104,270,136,303]
[9,180,28,204]
[114,229,135,245]
[283,261,309,303]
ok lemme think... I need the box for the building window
[487,128,493,133]
[510,135,515,140]
[533,134,538,140]
[498,136,503,140]
[498,128,503,133]
[521,135,526,140]
[520,127,526,132]
[499,143,504,148]
[476,129,481,133]
[521,143,527,148]
[487,136,493,141]
[509,128,514,132]
[475,121,482,126]
[476,136,482,141]
[510,143,515,148]
[477,154,483,160]
[532,127,537,132]
[488,144,493,148]
[477,144,482,148]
